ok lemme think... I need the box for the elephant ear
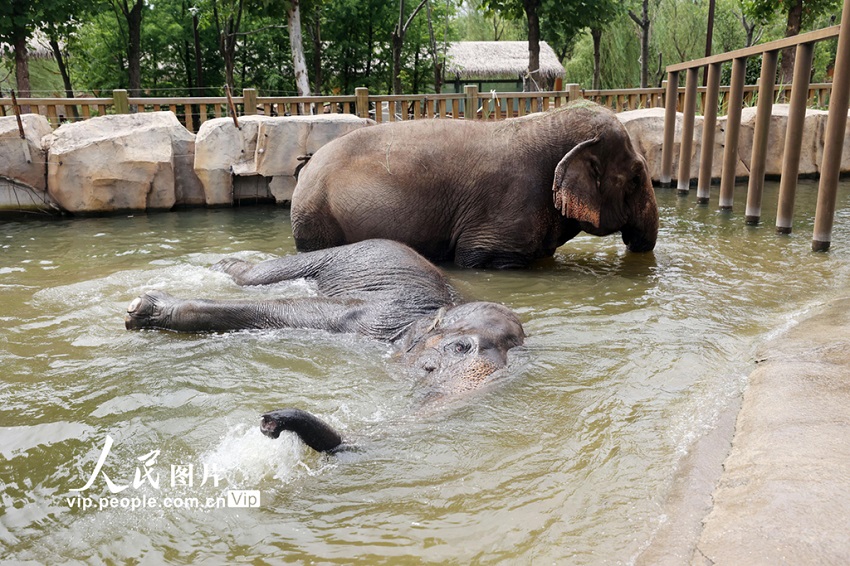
[552,136,602,225]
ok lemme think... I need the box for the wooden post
[113,89,130,114]
[184,103,194,132]
[464,84,479,119]
[355,87,370,119]
[776,42,814,234]
[243,88,258,115]
[745,50,778,225]
[676,67,699,194]
[813,0,850,251]
[718,57,747,210]
[660,73,680,187]
[696,63,721,204]
[568,83,581,104]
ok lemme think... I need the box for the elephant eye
[446,339,473,355]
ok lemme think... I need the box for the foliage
[564,11,641,89]
[454,0,526,41]
[742,0,842,29]
[1,0,844,97]
[0,57,66,95]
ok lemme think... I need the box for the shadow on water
[1,179,850,563]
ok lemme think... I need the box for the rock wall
[1,105,850,215]
[194,114,374,206]
[44,112,202,213]
[619,105,831,182]
[0,114,57,212]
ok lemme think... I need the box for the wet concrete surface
[641,297,850,564]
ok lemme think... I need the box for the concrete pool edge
[639,296,850,564]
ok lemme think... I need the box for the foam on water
[202,422,335,486]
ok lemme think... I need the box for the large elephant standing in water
[124,239,525,452]
[291,102,658,269]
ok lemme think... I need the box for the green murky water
[2,180,850,563]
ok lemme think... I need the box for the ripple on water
[3,186,850,562]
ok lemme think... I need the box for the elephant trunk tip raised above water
[123,239,526,453]
[260,408,344,453]
[290,102,659,269]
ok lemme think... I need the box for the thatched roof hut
[445,41,565,87]
[0,32,56,61]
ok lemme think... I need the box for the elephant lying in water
[291,101,659,268]
[124,239,525,452]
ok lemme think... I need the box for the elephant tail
[260,408,343,453]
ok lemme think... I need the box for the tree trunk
[48,35,79,119]
[310,18,323,94]
[591,28,602,91]
[392,31,404,95]
[392,0,407,95]
[629,0,650,88]
[639,0,650,89]
[12,30,32,113]
[392,0,429,95]
[523,0,541,92]
[703,0,715,86]
[213,0,243,90]
[287,0,311,98]
[745,20,755,47]
[126,0,144,97]
[779,0,803,84]
[365,22,373,79]
[223,16,236,89]
[182,39,193,93]
[426,0,442,93]
[193,12,205,96]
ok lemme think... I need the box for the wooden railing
[661,11,850,251]
[0,81,836,133]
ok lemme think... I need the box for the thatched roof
[445,41,565,81]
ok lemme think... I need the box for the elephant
[124,239,525,452]
[290,101,658,269]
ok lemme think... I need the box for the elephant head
[260,301,525,453]
[552,123,659,253]
[399,301,525,401]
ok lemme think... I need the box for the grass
[1,58,66,97]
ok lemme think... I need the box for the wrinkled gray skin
[291,102,659,269]
[125,239,525,452]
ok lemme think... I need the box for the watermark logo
[65,435,261,511]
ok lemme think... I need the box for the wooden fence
[661,13,850,251]
[0,81,837,133]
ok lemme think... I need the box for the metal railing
[661,11,850,251]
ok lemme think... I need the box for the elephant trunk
[621,222,657,252]
[261,408,343,453]
[622,175,659,253]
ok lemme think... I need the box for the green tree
[743,0,842,83]
[455,0,525,41]
[257,0,320,96]
[0,0,86,105]
[210,0,245,88]
[110,0,145,96]
[581,0,627,90]
[479,0,615,91]
[392,0,430,94]
[320,0,396,93]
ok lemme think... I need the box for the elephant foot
[125,290,177,330]
[211,257,254,285]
